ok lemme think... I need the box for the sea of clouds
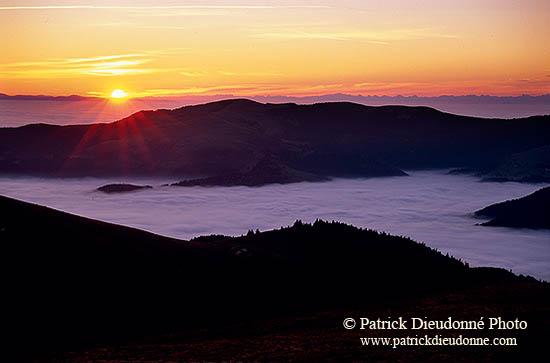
[1,170,548,280]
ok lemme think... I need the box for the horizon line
[1,92,549,100]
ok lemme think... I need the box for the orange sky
[1,0,549,98]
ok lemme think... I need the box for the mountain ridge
[2,92,549,105]
[1,99,549,183]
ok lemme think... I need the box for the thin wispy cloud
[180,72,204,78]
[136,82,355,97]
[256,28,459,43]
[123,8,252,18]
[84,69,151,76]
[0,48,196,79]
[258,32,349,41]
[0,54,152,78]
[139,85,259,97]
[219,71,282,77]
[0,5,331,10]
[2,54,147,68]
[68,54,146,63]
[142,48,193,56]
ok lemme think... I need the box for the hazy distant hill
[4,92,549,104]
[252,93,550,105]
[0,99,549,182]
[0,93,91,101]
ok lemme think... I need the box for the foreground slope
[62,283,550,362]
[1,195,546,361]
[1,99,549,182]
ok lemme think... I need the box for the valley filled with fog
[1,170,548,280]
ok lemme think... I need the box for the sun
[110,89,127,99]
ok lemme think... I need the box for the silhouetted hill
[475,186,550,229]
[1,194,543,360]
[483,145,550,182]
[171,155,329,186]
[1,99,549,183]
[97,183,153,193]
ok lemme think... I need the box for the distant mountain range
[252,93,550,105]
[0,93,93,101]
[1,92,549,105]
[0,99,549,183]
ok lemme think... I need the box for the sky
[1,0,549,98]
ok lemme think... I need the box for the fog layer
[1,171,548,280]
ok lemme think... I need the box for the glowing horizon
[1,0,549,98]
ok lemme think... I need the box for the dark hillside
[1,195,542,360]
[475,186,550,228]
[1,100,549,182]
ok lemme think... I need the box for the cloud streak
[0,54,152,78]
[0,5,331,11]
[134,82,353,97]
[68,54,146,63]
[256,28,459,43]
